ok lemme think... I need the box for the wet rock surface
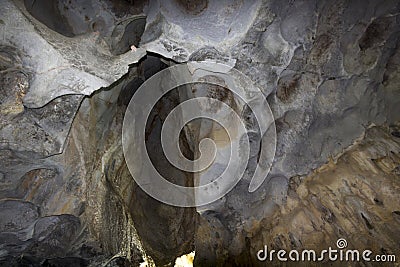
[0,0,399,266]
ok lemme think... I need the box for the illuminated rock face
[140,1,400,265]
[0,0,400,266]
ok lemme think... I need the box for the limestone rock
[1,0,146,108]
[1,0,400,266]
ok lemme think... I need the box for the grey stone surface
[140,0,400,190]
[0,199,39,233]
[1,0,146,108]
[141,0,260,63]
[23,0,147,56]
[0,200,85,264]
[0,0,149,265]
[140,0,400,265]
[0,0,399,266]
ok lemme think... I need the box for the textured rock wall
[0,0,399,266]
[194,125,400,266]
[140,0,400,265]
[0,0,155,265]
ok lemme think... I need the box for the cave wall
[139,0,400,265]
[0,0,399,266]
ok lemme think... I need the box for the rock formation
[0,0,399,266]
